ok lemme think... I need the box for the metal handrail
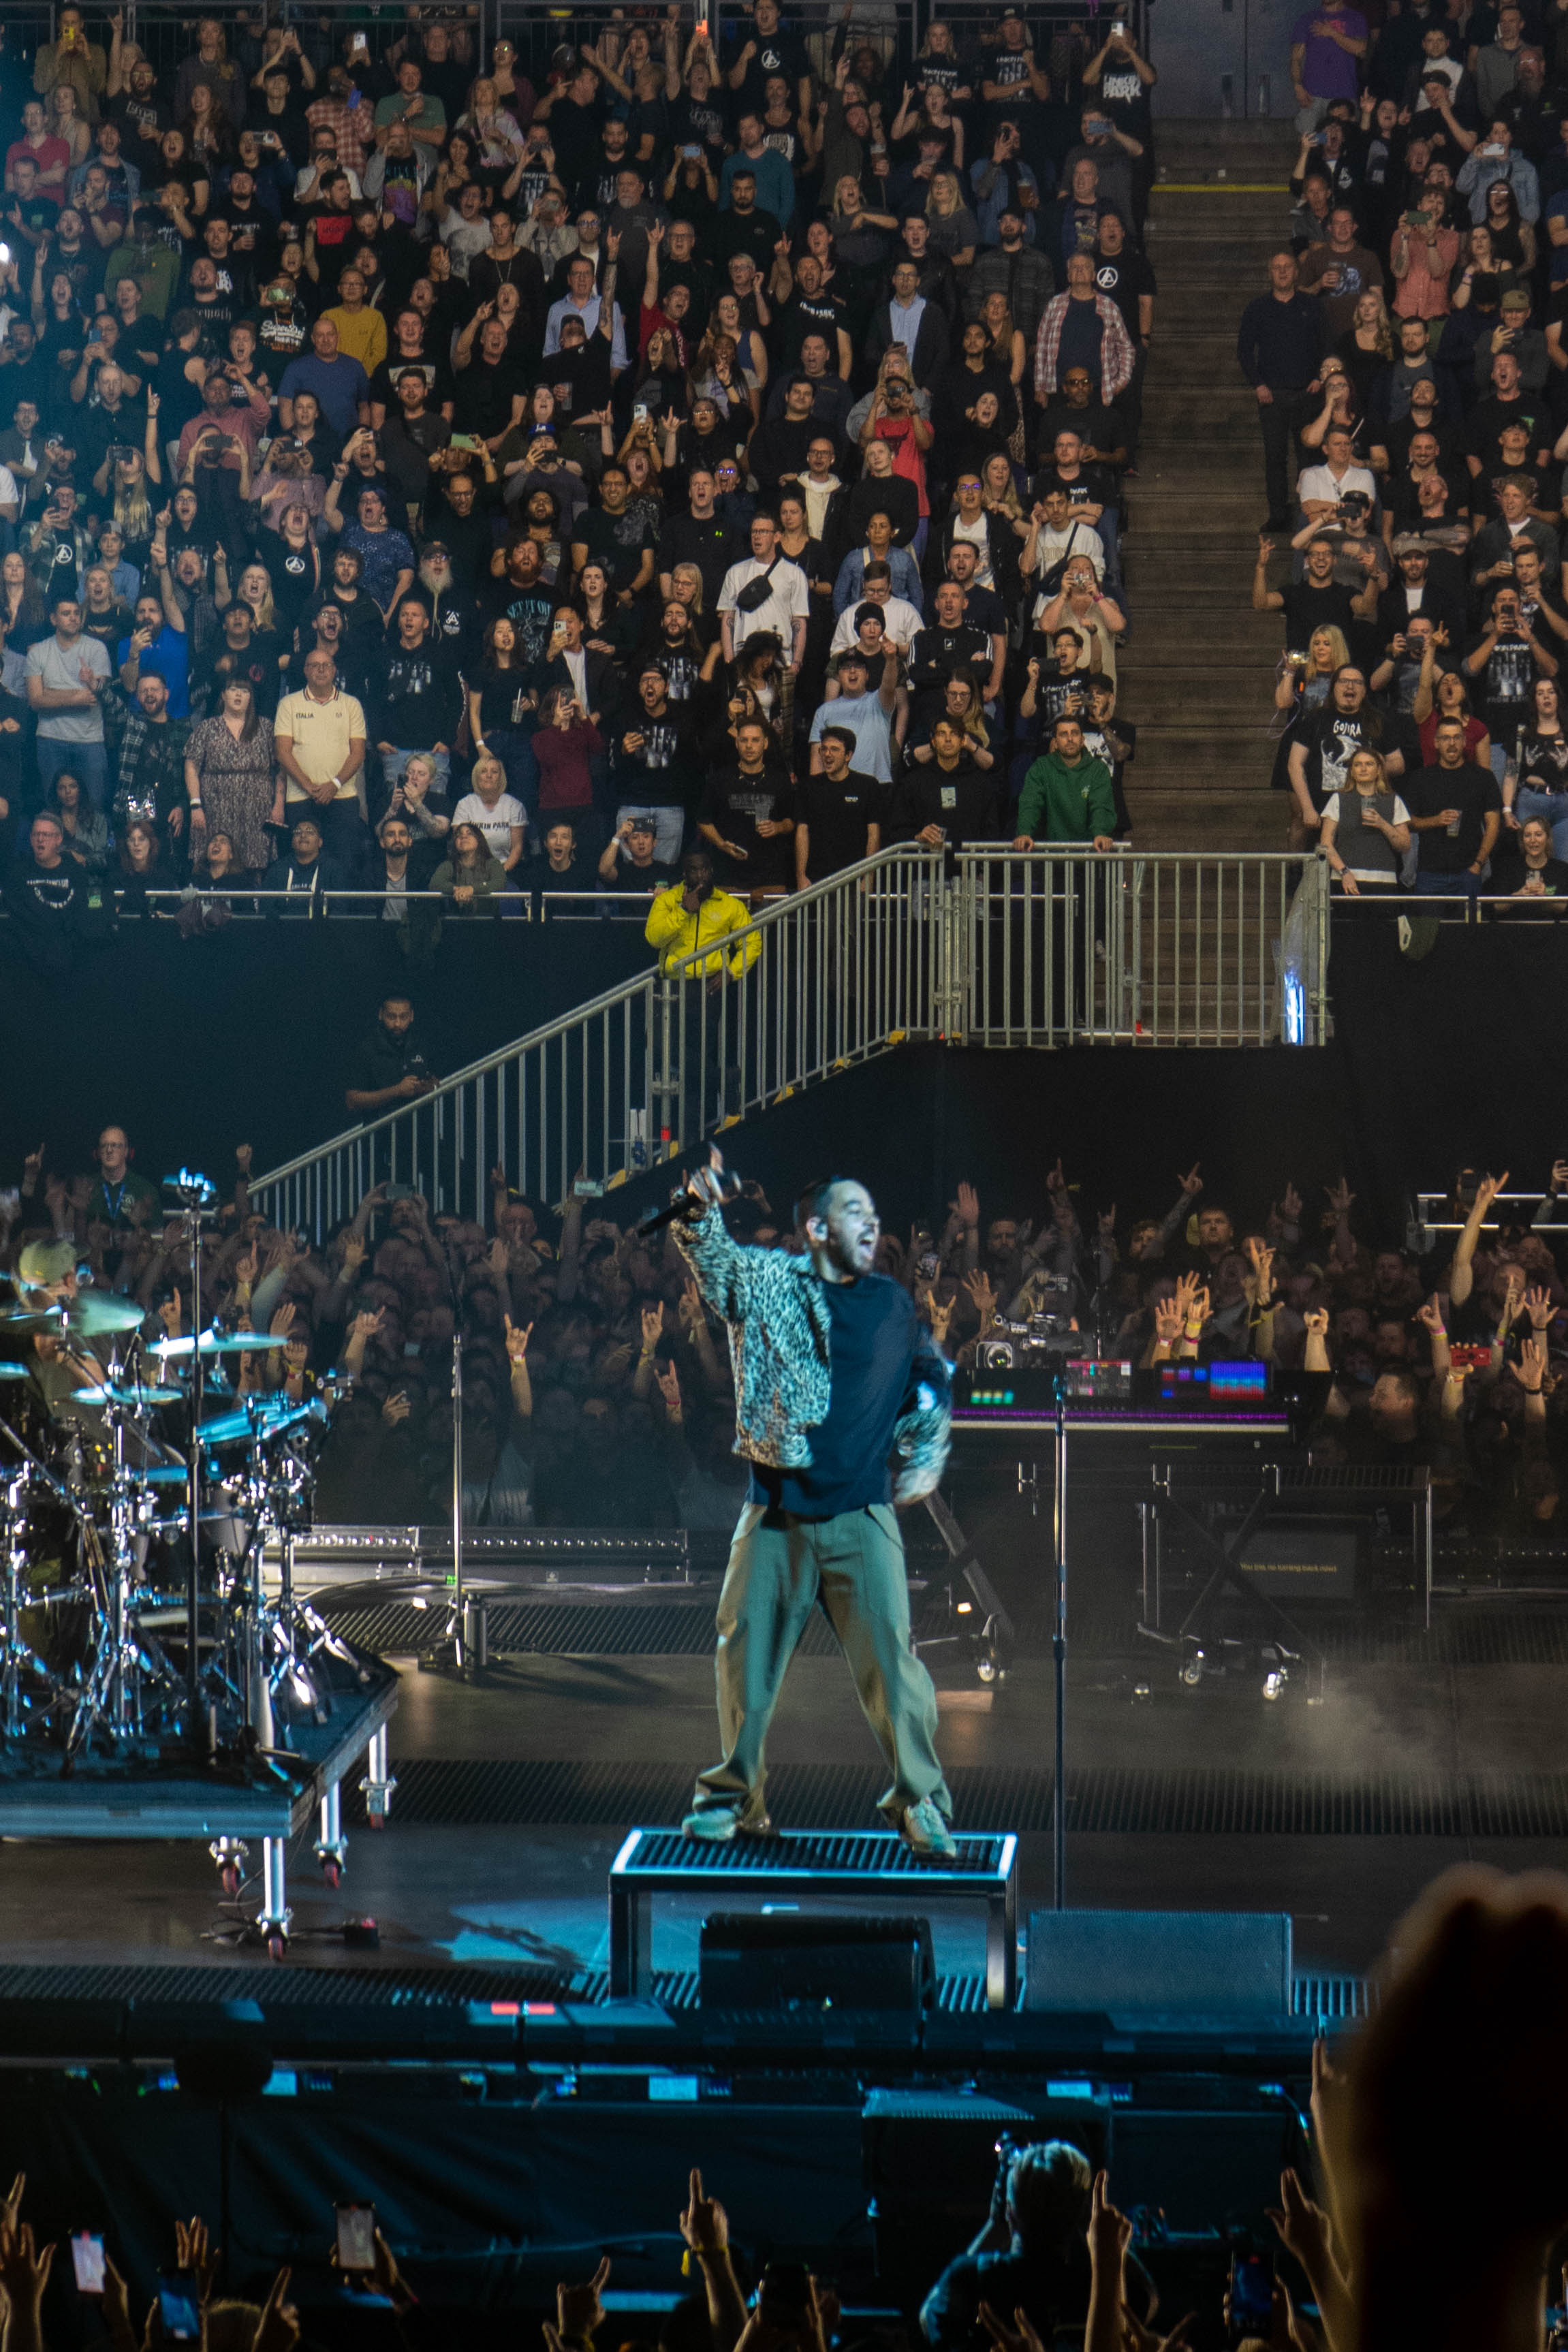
[249,845,943,1236]
[248,846,1330,1237]
[953,847,1331,1048]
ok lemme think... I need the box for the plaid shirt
[305,95,369,178]
[1032,292,1136,404]
[116,708,190,821]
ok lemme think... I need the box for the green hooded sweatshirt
[1017,749,1117,843]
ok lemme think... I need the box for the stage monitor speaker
[1025,1910,1292,2016]
[699,1912,935,2016]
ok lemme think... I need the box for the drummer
[11,1240,105,1414]
[9,1244,176,1481]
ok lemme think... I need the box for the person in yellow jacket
[644,850,762,982]
[645,851,762,1136]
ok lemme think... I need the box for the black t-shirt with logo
[1494,849,1568,911]
[1298,706,1377,816]
[700,760,796,888]
[888,757,1002,849]
[1087,61,1154,145]
[1090,247,1156,342]
[909,623,991,698]
[1462,625,1538,739]
[574,503,658,595]
[797,768,881,879]
[1406,759,1501,873]
[982,44,1040,106]
[1033,460,1118,518]
[1518,727,1568,793]
[727,25,811,110]
[779,287,848,366]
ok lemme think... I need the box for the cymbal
[69,1383,184,1409]
[0,1294,146,1338]
[153,1330,291,1359]
[200,1395,326,1447]
[0,1364,32,1381]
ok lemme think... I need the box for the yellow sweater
[323,303,388,377]
[645,881,761,978]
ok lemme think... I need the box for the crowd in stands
[16,1106,1568,1536]
[0,0,1161,973]
[1245,0,1568,907]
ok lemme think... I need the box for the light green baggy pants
[689,1499,954,1828]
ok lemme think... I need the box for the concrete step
[1146,224,1291,247]
[1122,551,1270,590]
[1120,648,1278,677]
[1133,389,1261,422]
[1147,189,1291,220]
[1156,119,1299,166]
[1138,426,1267,454]
[1129,795,1289,850]
[1123,616,1279,653]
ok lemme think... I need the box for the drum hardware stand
[0,1410,97,1744]
[0,1468,54,1739]
[163,1167,219,1751]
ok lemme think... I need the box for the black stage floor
[0,1591,1563,1995]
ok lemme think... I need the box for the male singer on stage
[674,1150,956,1855]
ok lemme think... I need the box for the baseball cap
[17,1240,74,1287]
[1501,287,1531,310]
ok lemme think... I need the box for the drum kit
[0,1244,352,1803]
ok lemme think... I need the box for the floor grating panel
[345,1759,1568,1837]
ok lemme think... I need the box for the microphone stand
[422,1207,471,1676]
[1051,1368,1068,1911]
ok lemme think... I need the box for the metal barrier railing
[67,888,660,924]
[249,845,1328,1238]
[954,849,1330,1048]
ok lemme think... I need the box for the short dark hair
[821,723,856,756]
[796,1174,855,1231]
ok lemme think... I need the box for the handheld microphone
[635,1162,742,1237]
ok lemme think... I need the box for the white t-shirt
[452,789,527,860]
[829,595,923,655]
[951,509,994,586]
[1297,461,1377,509]
[717,553,811,655]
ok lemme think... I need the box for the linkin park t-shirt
[1464,627,1537,740]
